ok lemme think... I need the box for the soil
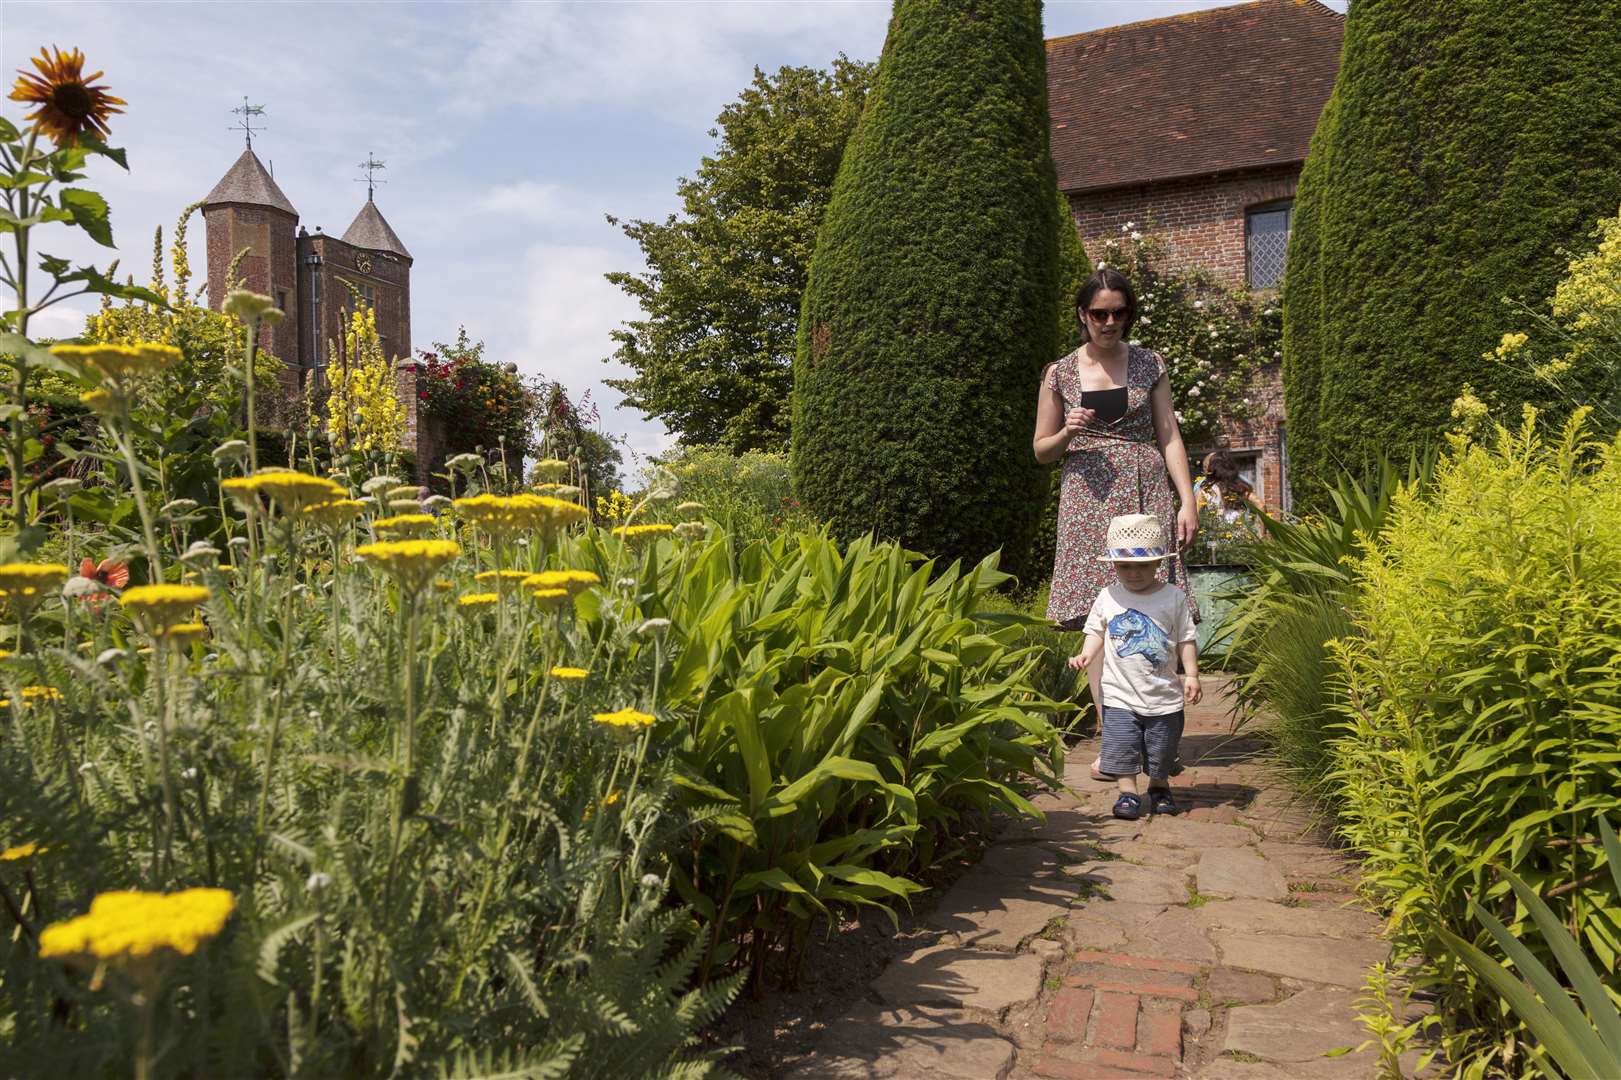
[699,816,1003,1079]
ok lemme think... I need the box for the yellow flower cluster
[0,842,45,862]
[39,887,235,962]
[155,621,209,646]
[549,666,589,680]
[526,587,570,609]
[223,470,346,512]
[530,458,571,483]
[457,592,499,610]
[592,707,655,731]
[0,686,62,709]
[612,523,675,545]
[453,493,588,537]
[1553,208,1621,335]
[373,513,438,537]
[474,569,532,589]
[0,562,70,601]
[521,569,600,596]
[325,306,405,452]
[49,342,181,386]
[120,584,210,633]
[355,539,462,593]
[595,490,634,524]
[299,498,366,530]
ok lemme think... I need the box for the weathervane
[356,152,386,201]
[230,97,266,150]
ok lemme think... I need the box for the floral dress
[1045,345,1199,630]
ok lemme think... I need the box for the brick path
[788,677,1404,1080]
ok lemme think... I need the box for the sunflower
[9,46,125,146]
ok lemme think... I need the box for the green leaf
[76,133,128,170]
[1501,865,1621,1061]
[58,188,113,246]
[1440,927,1607,1080]
[57,263,167,307]
[763,755,882,812]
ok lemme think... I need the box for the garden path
[787,676,1404,1079]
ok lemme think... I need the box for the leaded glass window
[1246,202,1293,289]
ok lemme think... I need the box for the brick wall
[204,203,301,393]
[1067,165,1298,290]
[394,358,446,485]
[1068,165,1298,509]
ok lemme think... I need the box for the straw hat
[1097,513,1171,562]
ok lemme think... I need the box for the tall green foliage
[605,59,875,451]
[1282,1,1621,504]
[1329,412,1621,1071]
[793,0,1060,580]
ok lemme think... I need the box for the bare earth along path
[787,677,1398,1079]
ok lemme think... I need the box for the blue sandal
[1112,792,1143,820]
[1148,788,1179,816]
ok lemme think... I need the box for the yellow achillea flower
[431,579,455,593]
[0,842,45,861]
[222,470,345,512]
[601,789,622,807]
[155,621,208,646]
[374,513,438,537]
[0,686,62,709]
[530,458,571,483]
[120,584,210,633]
[454,493,588,537]
[79,387,118,415]
[39,888,235,962]
[0,562,70,600]
[457,592,499,610]
[50,342,181,385]
[299,499,366,530]
[474,569,532,591]
[526,587,570,610]
[612,523,675,545]
[9,46,125,146]
[592,707,655,731]
[549,666,589,680]
[355,539,462,594]
[522,569,600,596]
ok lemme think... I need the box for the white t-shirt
[1084,582,1196,716]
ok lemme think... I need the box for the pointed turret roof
[202,149,298,216]
[341,197,412,260]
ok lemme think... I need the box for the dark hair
[1205,450,1253,502]
[1075,267,1138,341]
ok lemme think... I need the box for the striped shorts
[1098,706,1185,780]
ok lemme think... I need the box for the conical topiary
[1282,1,1621,503]
[792,0,1061,579]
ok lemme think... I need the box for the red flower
[81,557,130,589]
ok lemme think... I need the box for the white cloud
[473,180,576,226]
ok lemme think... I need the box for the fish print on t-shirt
[1108,608,1171,668]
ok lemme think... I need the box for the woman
[1199,449,1267,535]
[1033,267,1200,631]
[1035,269,1200,782]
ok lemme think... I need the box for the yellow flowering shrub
[325,305,405,454]
[39,887,235,962]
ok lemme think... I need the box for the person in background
[1198,449,1266,535]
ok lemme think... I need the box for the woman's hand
[1063,406,1096,436]
[1175,502,1199,550]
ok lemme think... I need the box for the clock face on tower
[356,255,373,274]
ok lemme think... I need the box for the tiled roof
[202,149,298,216]
[1047,0,1344,194]
[341,198,412,260]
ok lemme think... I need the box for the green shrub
[1328,411,1621,1070]
[648,444,820,542]
[794,0,1059,581]
[1214,453,1431,797]
[1282,1,1621,505]
[562,526,1070,987]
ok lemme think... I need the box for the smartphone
[1078,387,1128,424]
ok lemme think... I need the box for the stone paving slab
[871,944,1044,1016]
[1192,898,1384,940]
[1142,817,1256,848]
[783,1002,1018,1079]
[1195,848,1289,900]
[1222,988,1381,1078]
[1211,930,1390,989]
[926,867,1079,951]
[1066,861,1190,905]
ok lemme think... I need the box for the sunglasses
[1086,306,1129,325]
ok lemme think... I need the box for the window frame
[1245,199,1294,290]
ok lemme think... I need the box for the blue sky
[2,1,1333,474]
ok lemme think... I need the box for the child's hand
[1067,653,1087,672]
[1182,673,1202,705]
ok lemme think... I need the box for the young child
[1067,514,1201,819]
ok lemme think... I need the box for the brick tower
[201,149,301,394]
